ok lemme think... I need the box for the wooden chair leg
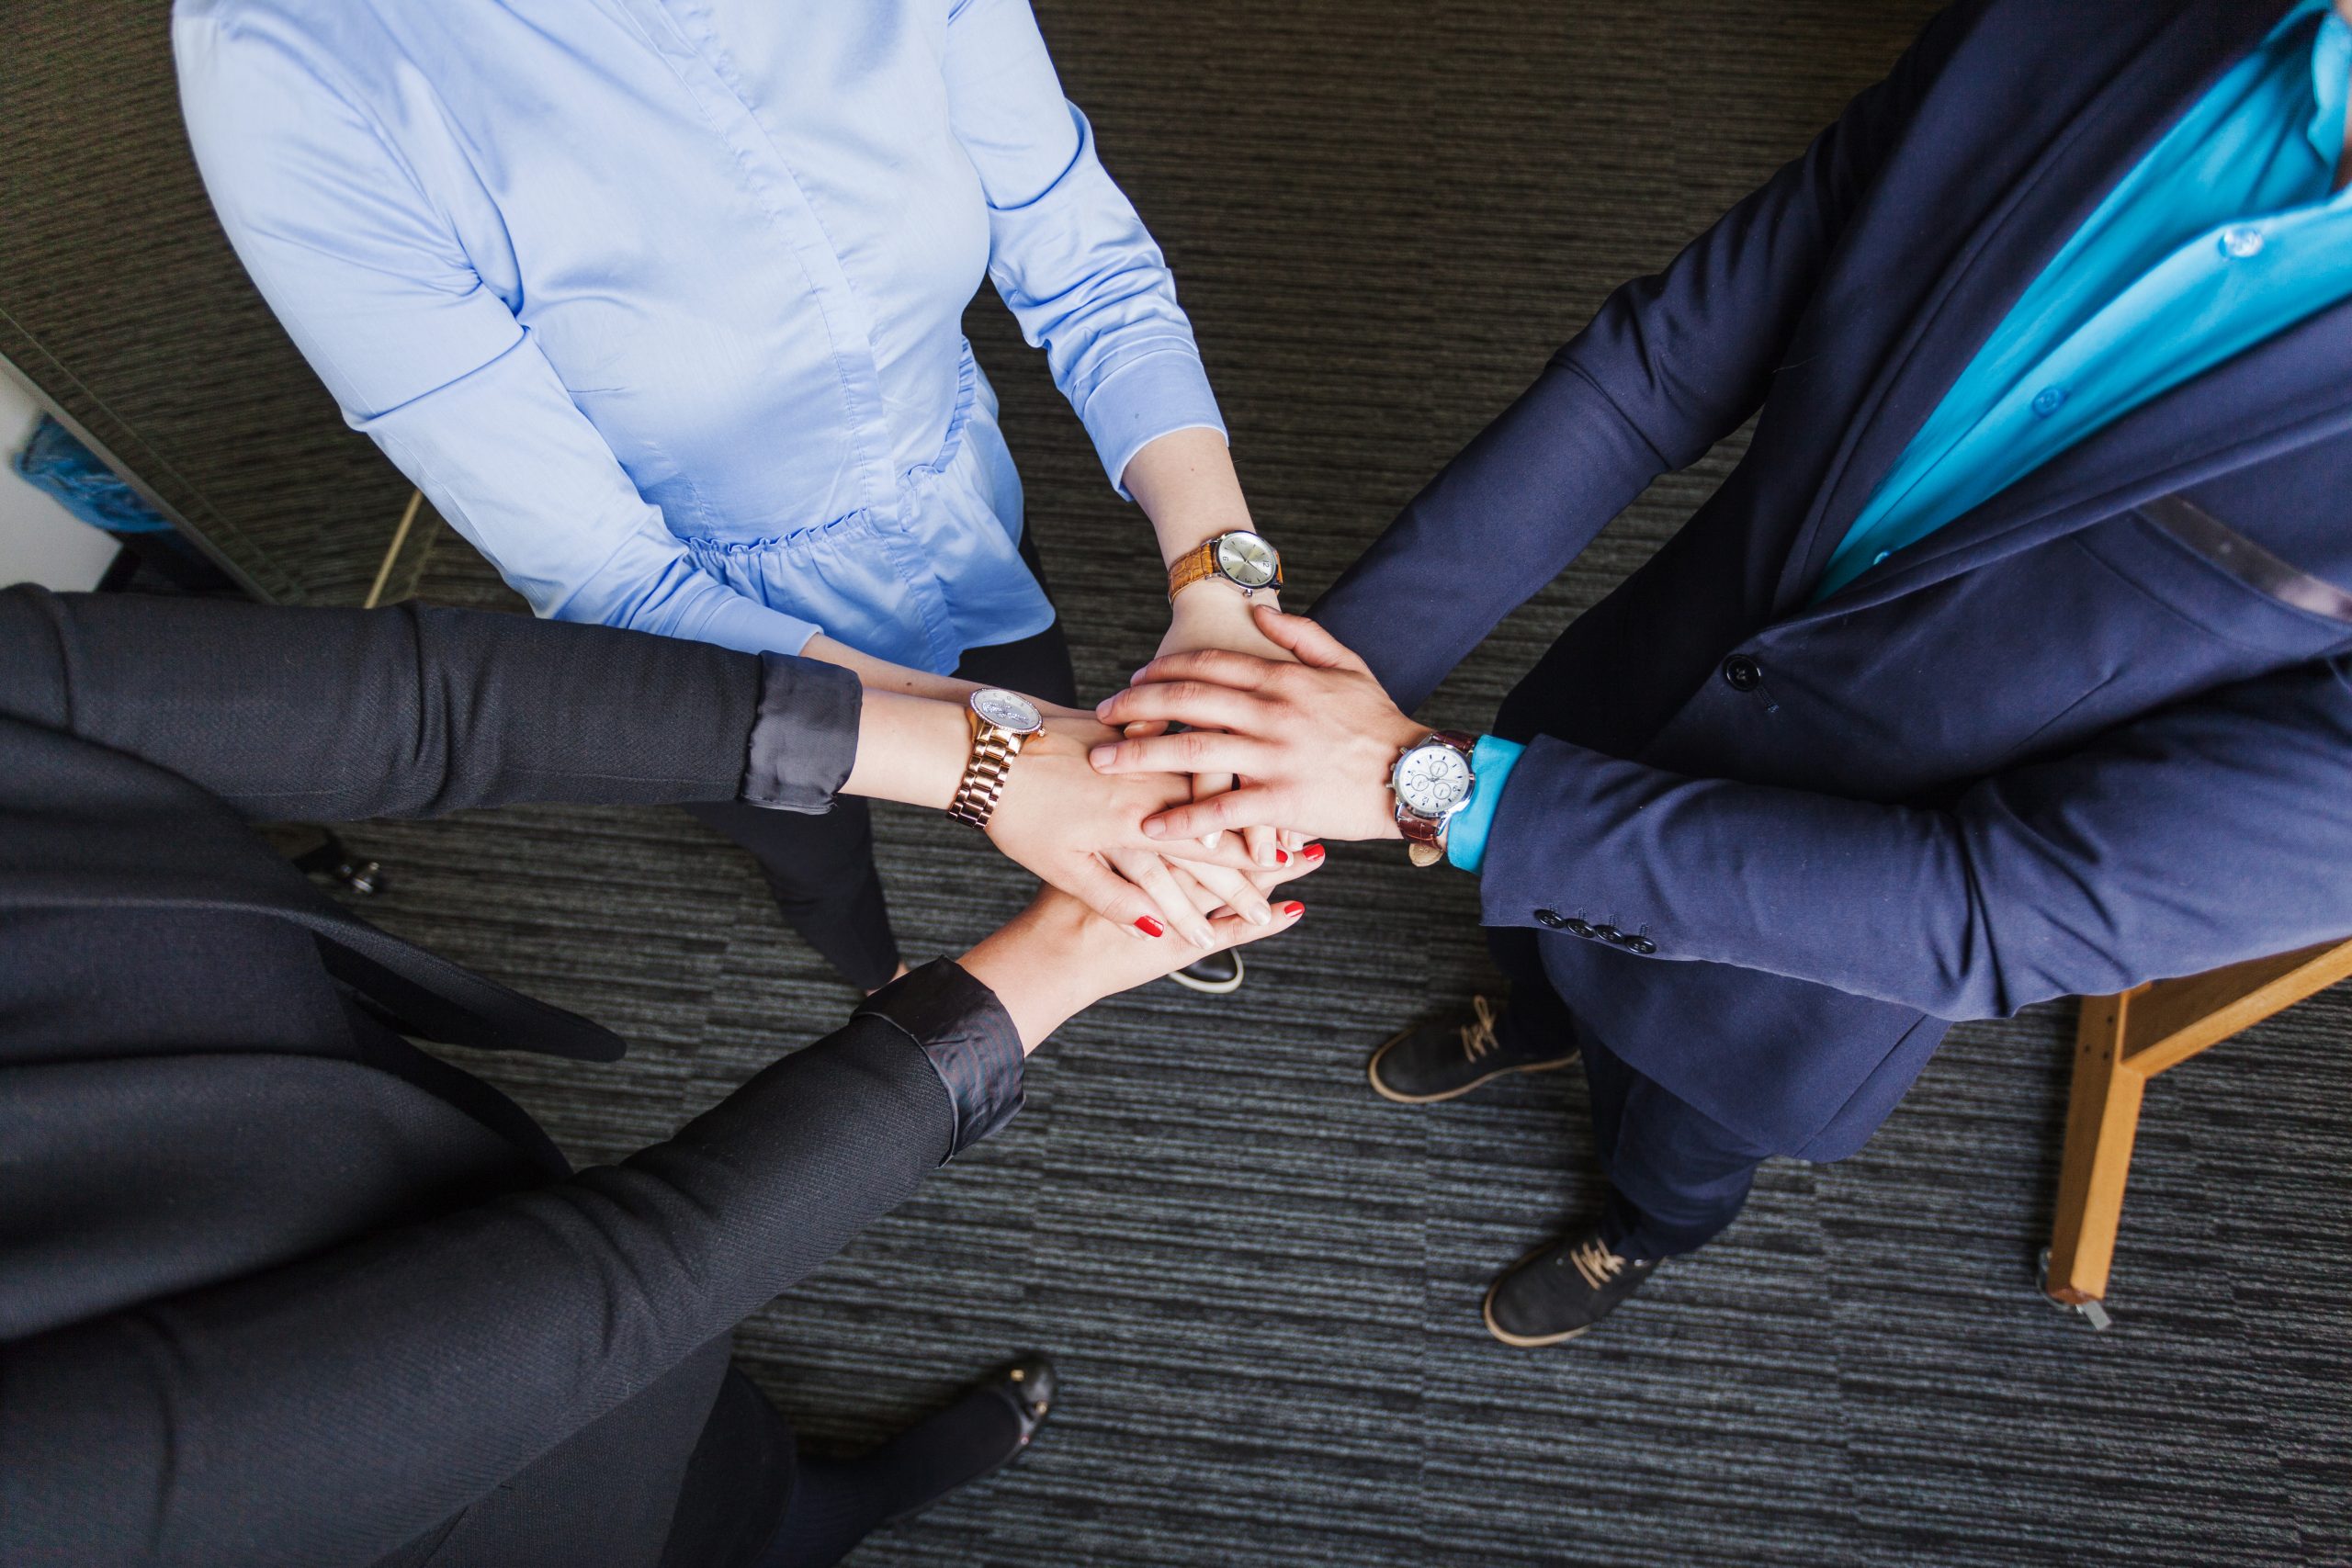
[2045,989,2147,1308]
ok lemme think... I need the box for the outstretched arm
[1313,12,1956,710]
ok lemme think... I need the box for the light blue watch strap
[1445,735,1525,874]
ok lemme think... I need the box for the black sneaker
[1482,1230,1658,1347]
[1366,996,1577,1104]
[1168,950,1244,995]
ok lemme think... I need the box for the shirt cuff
[738,652,862,814]
[854,960,1027,1159]
[1445,735,1526,874]
[1083,350,1228,498]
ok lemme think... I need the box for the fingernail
[1135,917,1166,938]
[1089,746,1115,768]
[1273,848,1290,865]
[1131,666,1150,684]
[1303,843,1326,862]
[1094,698,1114,718]
[1143,820,1168,840]
[1281,901,1305,918]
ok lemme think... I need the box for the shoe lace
[1568,1236,1627,1291]
[1458,995,1501,1063]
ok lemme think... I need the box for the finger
[1151,831,1273,873]
[1248,604,1372,674]
[1109,849,1216,947]
[1055,853,1180,942]
[1179,858,1273,928]
[1086,731,1273,778]
[1125,647,1286,694]
[1241,823,1284,871]
[1242,840,1324,892]
[1141,784,1285,843]
[1095,680,1272,734]
[1124,720,1169,739]
[1199,897,1306,956]
[1192,768,1236,854]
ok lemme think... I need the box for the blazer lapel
[1770,0,2297,615]
[1787,294,2352,627]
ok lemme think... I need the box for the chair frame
[2045,936,2352,1311]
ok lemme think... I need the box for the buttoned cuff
[1085,350,1228,499]
[739,652,863,814]
[854,959,1026,1159]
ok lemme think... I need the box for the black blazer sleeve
[0,585,861,820]
[0,961,1023,1568]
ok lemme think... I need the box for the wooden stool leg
[2045,989,2147,1307]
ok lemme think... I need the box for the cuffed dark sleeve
[739,651,864,813]
[854,959,1026,1157]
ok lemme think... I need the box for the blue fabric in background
[11,416,175,536]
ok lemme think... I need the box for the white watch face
[1213,531,1281,590]
[1395,741,1473,818]
[971,688,1043,734]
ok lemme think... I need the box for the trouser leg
[1581,1031,1769,1260]
[1487,928,1765,1260]
[684,795,901,991]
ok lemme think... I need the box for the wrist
[842,689,968,811]
[1369,713,1436,840]
[958,912,1095,1052]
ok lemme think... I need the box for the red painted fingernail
[1303,843,1326,861]
[1276,848,1290,863]
[1135,917,1166,938]
[1281,901,1305,917]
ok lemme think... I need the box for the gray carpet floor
[40,0,2352,1562]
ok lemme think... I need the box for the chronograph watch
[1390,730,1479,868]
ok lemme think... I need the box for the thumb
[1250,604,1370,672]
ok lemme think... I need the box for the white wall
[0,373,121,592]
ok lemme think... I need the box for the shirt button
[2030,386,2068,418]
[1565,918,1595,938]
[1721,654,1763,692]
[1534,908,1567,930]
[2219,225,2266,259]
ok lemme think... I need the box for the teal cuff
[1444,735,1525,874]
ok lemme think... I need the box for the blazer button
[1566,918,1595,938]
[1626,935,1657,955]
[1721,654,1763,692]
[1534,908,1567,929]
[1592,924,1624,943]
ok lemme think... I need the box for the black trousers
[687,605,1078,991]
[1489,929,1774,1260]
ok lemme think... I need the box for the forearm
[0,1011,965,1568]
[800,632,985,704]
[1476,670,2352,1021]
[0,588,755,819]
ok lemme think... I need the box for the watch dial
[972,688,1042,733]
[1396,744,1472,817]
[1214,531,1280,589]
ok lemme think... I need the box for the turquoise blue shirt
[1453,1,2352,874]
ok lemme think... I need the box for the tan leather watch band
[1166,534,1283,603]
[946,711,1027,829]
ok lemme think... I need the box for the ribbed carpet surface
[16,1,2352,1563]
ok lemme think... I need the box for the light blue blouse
[175,0,1226,671]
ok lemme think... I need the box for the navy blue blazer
[1316,0,2352,1159]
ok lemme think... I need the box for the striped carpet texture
[9,1,2347,1562]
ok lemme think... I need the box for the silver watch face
[1213,530,1281,590]
[1394,741,1474,818]
[970,687,1043,734]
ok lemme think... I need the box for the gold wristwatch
[946,688,1046,829]
[1167,529,1283,603]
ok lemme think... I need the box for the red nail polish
[1275,848,1290,864]
[1135,917,1166,938]
[1281,901,1305,917]
[1303,843,1326,861]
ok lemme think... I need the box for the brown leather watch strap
[1393,731,1477,866]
